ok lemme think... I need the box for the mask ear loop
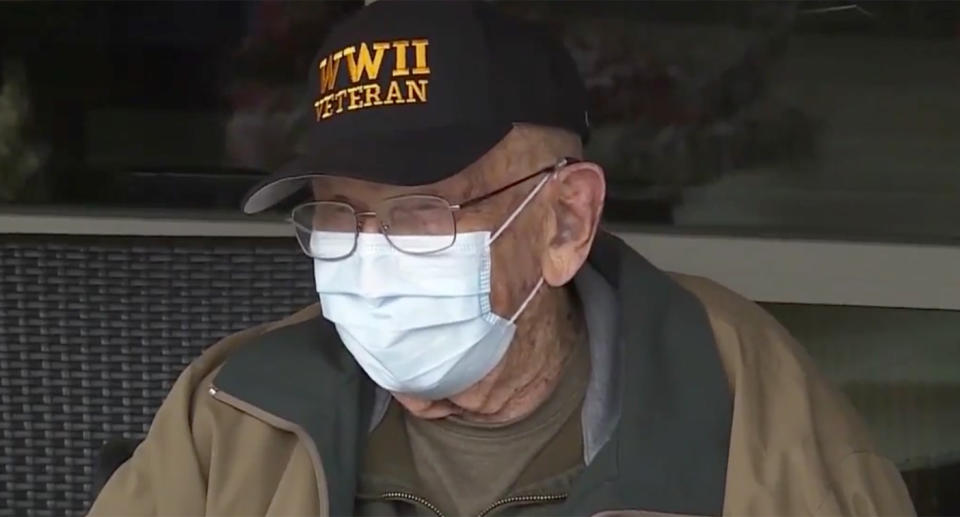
[489,160,561,323]
[487,172,555,244]
[509,276,545,324]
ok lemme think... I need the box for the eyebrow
[323,188,449,206]
[312,192,356,205]
[327,194,353,204]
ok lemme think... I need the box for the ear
[541,162,606,286]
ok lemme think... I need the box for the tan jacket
[87,237,914,517]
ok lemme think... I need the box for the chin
[393,393,462,419]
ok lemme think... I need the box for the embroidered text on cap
[313,39,431,121]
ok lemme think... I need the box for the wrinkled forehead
[310,163,479,207]
[310,124,581,206]
[310,174,446,205]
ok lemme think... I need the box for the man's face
[311,128,560,319]
[310,126,605,416]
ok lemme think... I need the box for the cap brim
[242,123,512,214]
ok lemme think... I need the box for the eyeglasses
[290,157,578,260]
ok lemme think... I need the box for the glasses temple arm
[457,158,574,210]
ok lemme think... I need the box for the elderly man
[88,2,914,516]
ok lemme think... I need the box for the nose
[357,213,382,234]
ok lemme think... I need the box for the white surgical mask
[313,173,552,399]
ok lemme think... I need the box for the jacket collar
[213,315,375,517]
[556,231,732,516]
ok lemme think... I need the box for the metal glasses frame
[290,157,579,259]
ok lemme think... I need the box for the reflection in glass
[1,1,958,239]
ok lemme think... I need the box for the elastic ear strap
[509,276,545,324]
[488,173,554,244]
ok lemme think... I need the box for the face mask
[312,173,552,400]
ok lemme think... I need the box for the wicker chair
[0,234,315,517]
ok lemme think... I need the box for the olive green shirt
[358,341,590,516]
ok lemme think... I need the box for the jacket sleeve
[814,452,916,517]
[85,356,213,517]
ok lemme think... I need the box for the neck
[447,284,587,423]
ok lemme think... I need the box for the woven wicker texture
[0,235,315,517]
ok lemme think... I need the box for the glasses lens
[380,195,455,254]
[291,202,357,259]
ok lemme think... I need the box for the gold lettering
[318,52,343,95]
[314,100,324,121]
[323,96,337,119]
[392,40,410,77]
[314,93,336,120]
[347,86,365,110]
[335,90,349,113]
[364,84,382,107]
[384,81,406,105]
[405,79,427,103]
[411,39,430,75]
[313,41,428,121]
[345,42,390,83]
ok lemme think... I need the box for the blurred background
[1,1,958,515]
[1,0,959,240]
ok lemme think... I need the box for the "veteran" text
[313,39,430,121]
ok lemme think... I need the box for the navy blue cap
[243,0,589,214]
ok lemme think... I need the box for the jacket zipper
[208,384,330,516]
[380,491,446,517]
[380,491,567,517]
[477,493,567,517]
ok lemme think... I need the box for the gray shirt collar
[574,264,621,464]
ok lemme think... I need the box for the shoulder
[668,273,816,390]
[169,305,324,415]
[668,272,781,337]
[667,274,912,512]
[147,305,324,463]
[668,272,875,451]
[87,307,325,514]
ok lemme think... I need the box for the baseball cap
[242,0,589,214]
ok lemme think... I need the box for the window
[0,1,362,210]
[3,1,958,242]
[503,1,960,241]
